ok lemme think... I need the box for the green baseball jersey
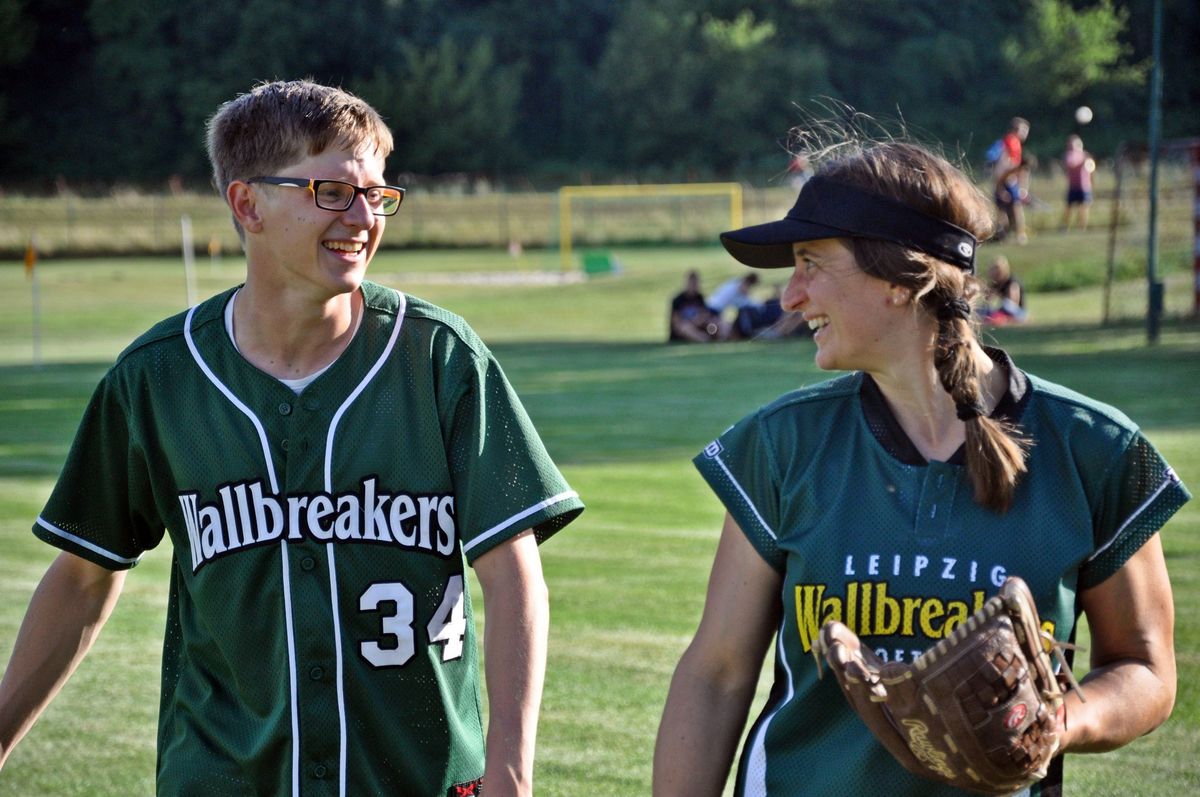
[694,350,1189,797]
[33,281,584,796]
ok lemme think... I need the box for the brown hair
[206,80,393,233]
[820,142,1028,512]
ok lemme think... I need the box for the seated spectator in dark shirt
[669,270,724,342]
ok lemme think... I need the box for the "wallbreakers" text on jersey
[178,476,455,572]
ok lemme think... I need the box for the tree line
[1,0,1196,191]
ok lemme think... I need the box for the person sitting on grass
[669,270,725,342]
[707,273,760,318]
[981,254,1028,325]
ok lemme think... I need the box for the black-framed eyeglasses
[247,176,406,216]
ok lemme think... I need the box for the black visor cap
[720,175,978,273]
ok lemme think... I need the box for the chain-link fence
[1096,140,1197,323]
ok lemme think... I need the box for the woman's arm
[653,514,783,796]
[1060,534,1175,752]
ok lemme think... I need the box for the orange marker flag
[24,236,38,277]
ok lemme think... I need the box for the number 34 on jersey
[360,575,467,668]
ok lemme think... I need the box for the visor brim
[719,218,853,269]
[718,174,978,273]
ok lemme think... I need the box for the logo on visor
[957,242,974,258]
[703,440,724,458]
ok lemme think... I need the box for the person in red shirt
[1001,117,1030,167]
[993,118,1031,244]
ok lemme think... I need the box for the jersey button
[278,402,292,416]
[300,556,315,571]
[312,764,327,779]
[281,438,289,451]
[309,665,325,680]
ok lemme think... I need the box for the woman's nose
[781,269,807,312]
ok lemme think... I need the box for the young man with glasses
[0,80,583,797]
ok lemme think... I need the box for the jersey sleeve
[32,371,163,570]
[1079,431,1190,588]
[446,349,583,565]
[693,412,785,572]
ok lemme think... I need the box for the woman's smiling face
[781,238,901,373]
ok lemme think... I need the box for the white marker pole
[181,214,197,307]
[31,263,42,367]
[25,232,41,366]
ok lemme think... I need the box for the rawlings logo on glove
[815,576,1081,796]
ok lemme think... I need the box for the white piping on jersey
[184,305,280,496]
[223,288,338,394]
[34,517,141,566]
[184,304,302,797]
[742,615,796,797]
[322,291,407,491]
[711,452,777,540]
[462,489,580,554]
[1086,466,1180,563]
[278,544,301,795]
[326,546,350,795]
[322,289,406,797]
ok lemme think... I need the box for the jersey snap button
[278,402,292,416]
[281,439,289,451]
[312,764,327,779]
[309,665,324,680]
[300,557,315,571]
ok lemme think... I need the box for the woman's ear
[888,285,911,306]
[227,181,264,234]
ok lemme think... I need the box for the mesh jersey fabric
[33,281,584,796]
[693,354,1189,797]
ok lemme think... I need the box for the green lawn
[1,249,1197,795]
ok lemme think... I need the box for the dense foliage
[0,0,1195,189]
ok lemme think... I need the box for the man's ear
[227,181,265,234]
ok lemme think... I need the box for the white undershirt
[225,289,359,395]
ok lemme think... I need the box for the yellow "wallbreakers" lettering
[793,582,987,653]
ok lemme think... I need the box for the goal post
[557,182,743,269]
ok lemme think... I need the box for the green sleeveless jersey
[34,281,584,796]
[694,352,1188,797]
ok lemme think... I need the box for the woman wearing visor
[653,141,1188,796]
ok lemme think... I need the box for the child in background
[1062,135,1096,230]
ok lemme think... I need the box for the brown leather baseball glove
[816,576,1072,795]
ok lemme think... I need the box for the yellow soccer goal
[557,182,743,269]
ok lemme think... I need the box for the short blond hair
[206,80,393,201]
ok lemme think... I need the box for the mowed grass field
[1,246,1198,796]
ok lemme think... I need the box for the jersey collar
[860,347,1029,466]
